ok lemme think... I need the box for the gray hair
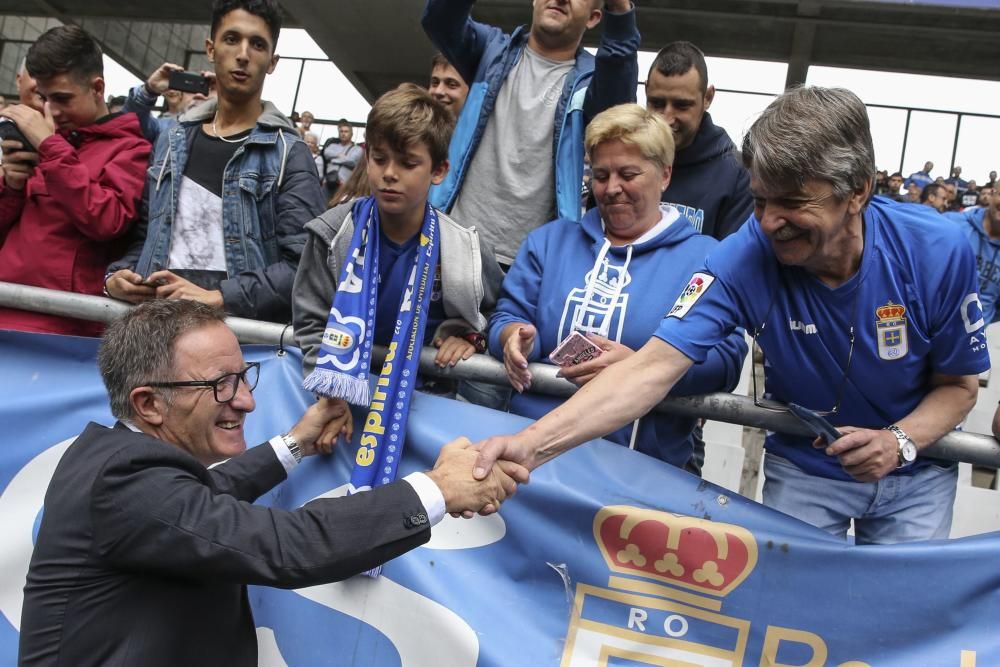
[741,86,875,201]
[98,300,227,421]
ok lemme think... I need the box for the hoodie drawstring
[571,236,639,447]
[277,130,289,190]
[571,239,633,338]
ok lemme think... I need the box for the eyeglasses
[148,362,260,403]
[750,325,855,416]
[749,277,860,417]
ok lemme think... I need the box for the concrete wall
[0,14,207,99]
[0,16,60,97]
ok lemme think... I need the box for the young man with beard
[645,41,752,240]
[106,0,325,323]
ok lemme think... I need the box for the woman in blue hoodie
[488,104,747,471]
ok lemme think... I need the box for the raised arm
[421,0,503,84]
[582,0,640,123]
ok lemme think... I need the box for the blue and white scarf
[302,196,440,576]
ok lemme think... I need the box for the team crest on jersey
[875,301,908,361]
[668,273,715,319]
[558,258,631,340]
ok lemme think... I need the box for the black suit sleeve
[207,441,287,502]
[91,446,430,588]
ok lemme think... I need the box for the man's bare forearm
[515,338,693,468]
[898,373,978,450]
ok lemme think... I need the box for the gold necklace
[212,116,249,144]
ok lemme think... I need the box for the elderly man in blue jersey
[944,192,1000,327]
[471,86,990,545]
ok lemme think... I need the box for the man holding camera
[122,63,217,143]
[106,0,324,323]
[0,25,150,336]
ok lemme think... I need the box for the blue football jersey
[655,196,990,481]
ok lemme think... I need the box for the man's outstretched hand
[428,437,530,517]
[472,434,538,485]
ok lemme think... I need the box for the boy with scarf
[293,83,502,454]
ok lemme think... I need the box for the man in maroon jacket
[0,25,150,336]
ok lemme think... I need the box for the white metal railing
[1,281,998,467]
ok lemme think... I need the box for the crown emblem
[594,506,758,598]
[876,301,906,321]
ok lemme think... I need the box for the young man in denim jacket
[106,0,324,323]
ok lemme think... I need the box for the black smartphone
[0,118,36,153]
[787,403,842,444]
[168,70,210,96]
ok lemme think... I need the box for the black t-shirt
[167,127,252,288]
[184,127,252,195]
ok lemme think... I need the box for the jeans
[762,452,958,545]
[456,379,511,411]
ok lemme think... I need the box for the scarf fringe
[302,368,371,406]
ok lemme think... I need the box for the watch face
[901,441,918,462]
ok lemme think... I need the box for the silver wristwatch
[281,432,302,463]
[885,424,917,468]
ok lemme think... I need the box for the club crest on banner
[875,301,908,361]
[561,506,758,666]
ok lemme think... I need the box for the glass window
[293,59,372,144]
[899,111,957,179]
[952,116,1000,186]
[866,106,908,174]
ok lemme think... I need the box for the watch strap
[280,432,302,463]
[885,424,916,467]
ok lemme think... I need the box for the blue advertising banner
[1,329,999,665]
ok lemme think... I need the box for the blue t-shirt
[943,207,1000,326]
[373,230,446,347]
[654,196,990,481]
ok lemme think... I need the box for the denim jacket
[422,0,640,221]
[109,99,326,322]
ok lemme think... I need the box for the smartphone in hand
[168,70,210,95]
[0,118,36,153]
[788,403,842,444]
[549,331,603,367]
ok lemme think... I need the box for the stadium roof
[7,0,999,100]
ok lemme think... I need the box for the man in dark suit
[18,299,525,666]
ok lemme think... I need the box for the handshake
[425,438,530,517]
[294,398,534,518]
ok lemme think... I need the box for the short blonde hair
[585,103,675,169]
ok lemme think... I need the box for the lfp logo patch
[668,272,715,319]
